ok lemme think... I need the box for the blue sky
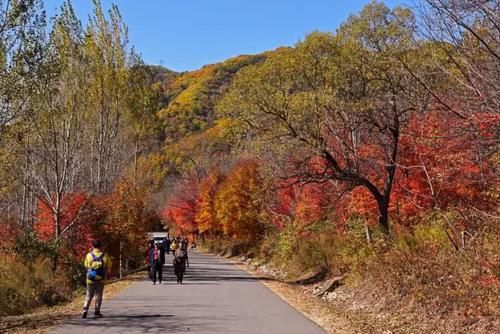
[44,1,409,72]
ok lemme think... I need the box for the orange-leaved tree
[100,180,154,277]
[196,171,224,238]
[214,161,266,241]
[161,176,199,237]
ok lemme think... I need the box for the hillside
[157,52,271,141]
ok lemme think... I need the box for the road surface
[49,251,325,334]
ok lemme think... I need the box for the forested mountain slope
[157,52,273,140]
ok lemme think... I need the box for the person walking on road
[160,240,166,265]
[173,243,189,284]
[170,238,179,254]
[164,237,171,255]
[181,237,189,250]
[82,240,112,319]
[145,240,154,280]
[149,242,163,285]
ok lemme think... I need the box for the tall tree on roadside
[0,0,45,222]
[219,3,435,235]
[125,53,162,184]
[16,1,138,267]
[196,170,224,237]
[84,0,129,192]
[0,0,44,143]
[215,161,265,240]
[22,0,90,244]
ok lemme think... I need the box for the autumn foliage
[36,193,99,258]
[162,106,499,245]
[215,161,265,240]
[161,160,267,242]
[0,0,498,327]
[393,111,499,218]
[196,171,224,236]
[161,176,199,237]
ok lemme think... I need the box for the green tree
[0,0,45,223]
[125,53,163,184]
[84,0,130,192]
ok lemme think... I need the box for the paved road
[50,251,325,334]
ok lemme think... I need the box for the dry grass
[200,214,500,334]
[0,271,145,334]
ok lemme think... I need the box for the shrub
[359,215,500,319]
[14,230,57,262]
[61,254,87,288]
[0,254,73,316]
[275,223,298,260]
[201,236,259,258]
[225,239,252,257]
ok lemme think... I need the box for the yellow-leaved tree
[196,171,224,238]
[214,161,265,241]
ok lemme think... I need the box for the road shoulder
[197,249,354,334]
[0,271,144,334]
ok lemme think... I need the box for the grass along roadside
[202,248,417,334]
[0,270,146,334]
[198,217,499,334]
[197,244,499,334]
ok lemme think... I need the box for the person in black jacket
[159,240,166,266]
[149,242,163,285]
[173,242,189,284]
[145,240,154,280]
[164,237,171,254]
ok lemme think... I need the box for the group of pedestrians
[80,236,192,319]
[146,236,190,285]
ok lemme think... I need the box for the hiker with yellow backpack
[82,240,112,319]
[170,237,179,253]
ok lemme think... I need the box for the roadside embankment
[0,269,146,334]
[199,221,500,334]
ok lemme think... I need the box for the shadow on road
[63,314,230,333]
[47,251,291,334]
[90,314,173,319]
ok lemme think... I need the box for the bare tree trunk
[134,138,139,187]
[21,145,30,227]
[21,174,28,227]
[364,220,372,244]
[378,201,390,237]
[91,134,95,188]
[50,254,58,272]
